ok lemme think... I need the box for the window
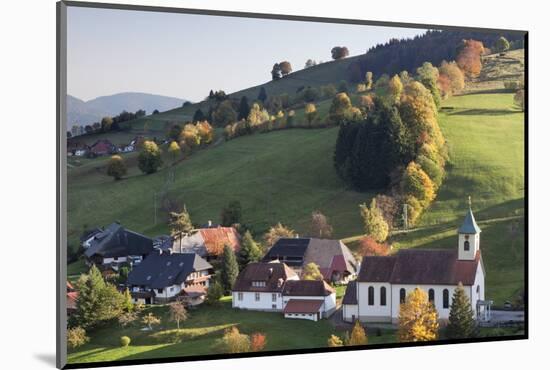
[113,257,118,261]
[380,287,387,306]
[272,304,276,309]
[255,292,260,301]
[400,288,406,304]
[272,293,277,302]
[368,286,374,306]
[428,289,435,303]
[464,240,470,251]
[158,288,163,294]
[238,292,243,301]
[443,289,449,308]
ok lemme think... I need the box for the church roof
[458,209,481,234]
[358,249,480,286]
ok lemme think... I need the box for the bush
[120,336,131,347]
[67,327,89,350]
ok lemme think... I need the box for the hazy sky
[67,7,427,102]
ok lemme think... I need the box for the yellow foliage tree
[398,287,439,342]
[302,262,323,281]
[347,320,368,345]
[327,334,344,347]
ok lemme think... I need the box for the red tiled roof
[283,299,324,314]
[233,262,297,292]
[282,280,335,296]
[358,249,481,285]
[200,227,241,256]
[67,292,78,310]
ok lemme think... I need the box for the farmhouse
[262,237,358,283]
[342,207,487,323]
[127,250,213,305]
[89,139,116,156]
[232,261,336,320]
[83,222,154,268]
[171,226,241,260]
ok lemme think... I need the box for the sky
[67,7,427,102]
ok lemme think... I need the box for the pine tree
[193,108,206,122]
[258,87,267,102]
[238,96,251,121]
[348,320,368,345]
[398,287,439,342]
[220,245,239,292]
[238,231,262,268]
[446,283,477,339]
[206,278,224,306]
[169,208,193,236]
[122,288,134,312]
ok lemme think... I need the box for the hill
[67,92,187,127]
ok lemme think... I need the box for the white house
[342,206,487,324]
[127,250,213,304]
[232,261,336,321]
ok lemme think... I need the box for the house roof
[459,209,482,234]
[342,281,358,305]
[182,285,207,298]
[283,299,324,314]
[84,223,154,259]
[304,238,358,278]
[358,249,481,286]
[127,251,212,289]
[67,291,78,310]
[233,262,298,292]
[282,279,335,296]
[172,227,241,257]
[263,238,309,266]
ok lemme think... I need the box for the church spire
[459,196,481,234]
[457,197,481,260]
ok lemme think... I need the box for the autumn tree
[495,36,510,52]
[263,223,295,248]
[67,327,89,349]
[107,155,127,180]
[398,287,439,342]
[279,61,292,76]
[457,39,484,78]
[142,312,161,330]
[359,199,389,242]
[250,333,267,352]
[122,288,134,312]
[302,262,323,281]
[309,210,333,238]
[168,141,181,164]
[327,334,344,347]
[220,244,239,292]
[359,236,389,256]
[238,230,262,267]
[438,61,464,97]
[348,320,368,345]
[248,103,270,127]
[446,283,477,339]
[331,46,349,60]
[387,74,404,104]
[101,116,113,132]
[328,92,353,125]
[365,71,373,90]
[358,94,375,112]
[304,103,317,127]
[180,123,200,150]
[212,100,237,127]
[401,162,436,207]
[168,207,193,236]
[196,121,214,144]
[169,301,188,330]
[138,140,163,174]
[223,327,251,353]
[416,62,441,108]
[220,200,242,227]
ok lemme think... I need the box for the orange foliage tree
[456,39,484,78]
[359,236,390,256]
[250,333,267,352]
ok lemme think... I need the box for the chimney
[208,220,212,227]
[268,267,273,277]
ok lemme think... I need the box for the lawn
[67,301,396,364]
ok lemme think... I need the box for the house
[83,222,154,268]
[67,140,89,157]
[342,206,488,324]
[282,280,336,321]
[232,261,299,311]
[232,262,336,320]
[171,226,241,260]
[127,250,213,304]
[89,139,115,156]
[66,282,78,316]
[263,238,358,283]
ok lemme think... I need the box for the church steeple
[458,196,481,260]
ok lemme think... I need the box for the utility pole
[403,203,408,230]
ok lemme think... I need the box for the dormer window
[251,281,266,287]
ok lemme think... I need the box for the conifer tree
[398,287,439,342]
[221,245,239,292]
[193,108,206,122]
[238,231,262,267]
[359,199,389,242]
[348,320,368,345]
[446,283,477,339]
[258,87,268,102]
[238,96,251,121]
[168,207,193,236]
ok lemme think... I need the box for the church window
[368,286,374,305]
[443,289,449,308]
[428,289,435,303]
[380,287,387,306]
[464,240,470,251]
[400,288,406,304]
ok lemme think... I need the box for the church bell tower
[458,196,481,260]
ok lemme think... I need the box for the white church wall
[357,282,392,322]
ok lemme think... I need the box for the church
[342,206,489,323]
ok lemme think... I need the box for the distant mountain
[67,92,187,126]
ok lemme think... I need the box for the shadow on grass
[448,108,519,116]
